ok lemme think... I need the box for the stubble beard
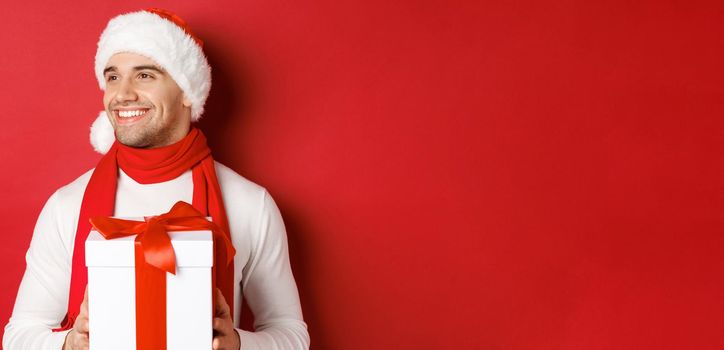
[113,111,171,149]
[115,126,164,148]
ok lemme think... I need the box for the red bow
[89,201,235,350]
[90,201,235,274]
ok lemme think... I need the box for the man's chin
[115,131,152,149]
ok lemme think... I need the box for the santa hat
[90,8,211,154]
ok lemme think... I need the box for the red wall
[2,1,723,349]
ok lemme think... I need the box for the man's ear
[182,95,192,108]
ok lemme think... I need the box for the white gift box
[85,227,213,350]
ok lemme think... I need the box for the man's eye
[139,73,152,79]
[106,75,118,82]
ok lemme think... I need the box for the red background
[1,1,723,349]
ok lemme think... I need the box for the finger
[78,331,90,343]
[68,330,89,350]
[80,287,90,317]
[213,317,231,334]
[214,288,230,319]
[76,316,90,334]
[212,335,232,350]
[212,331,239,350]
[79,336,89,350]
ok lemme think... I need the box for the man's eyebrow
[103,66,117,75]
[132,65,165,74]
[102,65,165,75]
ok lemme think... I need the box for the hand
[63,287,90,350]
[213,288,241,350]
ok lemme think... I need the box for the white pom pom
[89,111,115,154]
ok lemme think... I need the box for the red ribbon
[90,201,235,350]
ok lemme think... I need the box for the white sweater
[3,162,310,350]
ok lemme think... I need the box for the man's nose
[114,78,138,102]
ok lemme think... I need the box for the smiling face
[102,52,192,148]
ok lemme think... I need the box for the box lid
[85,227,213,268]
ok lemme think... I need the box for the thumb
[214,288,230,319]
[80,286,89,316]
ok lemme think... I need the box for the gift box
[85,226,214,350]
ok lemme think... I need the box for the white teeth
[118,110,147,118]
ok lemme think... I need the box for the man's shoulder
[35,168,95,228]
[213,161,274,213]
[214,161,267,197]
[53,168,95,203]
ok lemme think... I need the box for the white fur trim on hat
[90,111,115,154]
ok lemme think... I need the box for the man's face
[102,52,192,148]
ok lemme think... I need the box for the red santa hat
[90,8,211,154]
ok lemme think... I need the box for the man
[3,8,310,350]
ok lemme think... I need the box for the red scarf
[54,127,235,331]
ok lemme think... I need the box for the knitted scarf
[53,127,234,331]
